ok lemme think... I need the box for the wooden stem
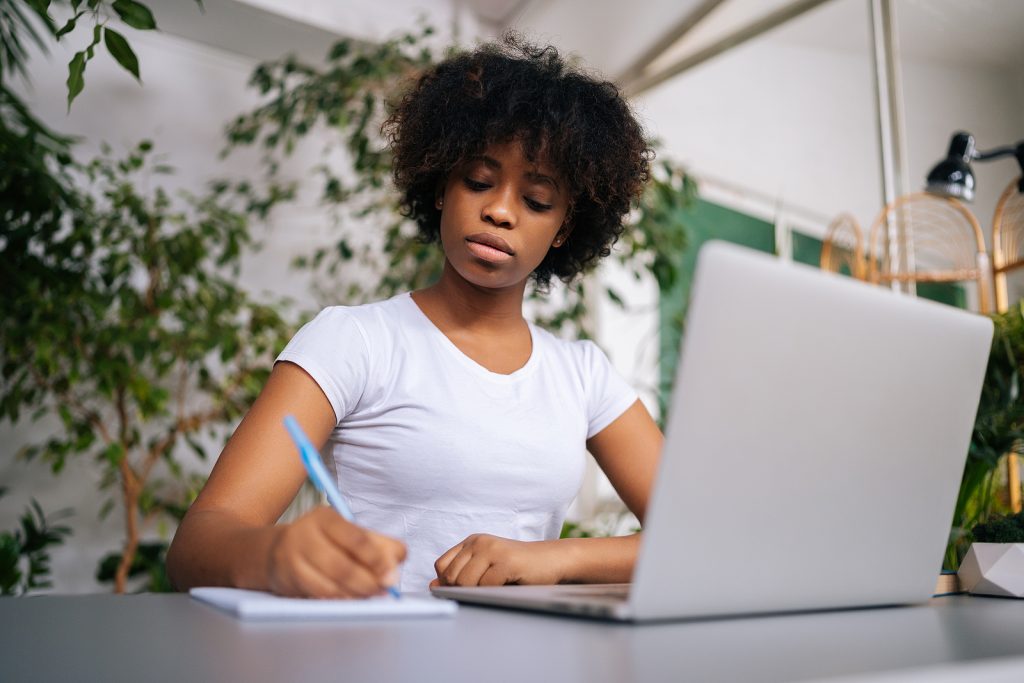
[114,456,140,594]
[1009,455,1022,514]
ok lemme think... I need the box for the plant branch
[26,364,115,446]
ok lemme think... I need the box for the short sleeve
[275,307,371,424]
[580,341,639,439]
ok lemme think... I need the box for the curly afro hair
[382,33,653,287]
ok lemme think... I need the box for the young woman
[166,35,663,597]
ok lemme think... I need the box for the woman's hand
[266,507,406,598]
[430,534,569,588]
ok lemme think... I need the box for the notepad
[190,587,458,620]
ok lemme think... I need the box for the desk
[3,594,1024,682]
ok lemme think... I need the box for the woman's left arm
[431,399,662,587]
[554,398,663,583]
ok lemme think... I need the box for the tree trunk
[115,458,140,594]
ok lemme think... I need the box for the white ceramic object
[957,543,1024,598]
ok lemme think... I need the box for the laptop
[431,241,993,622]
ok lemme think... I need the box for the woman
[166,35,663,597]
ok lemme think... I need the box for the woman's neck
[412,261,528,335]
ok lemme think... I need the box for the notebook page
[190,587,457,620]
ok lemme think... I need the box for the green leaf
[102,443,125,466]
[98,498,115,520]
[87,24,101,58]
[66,51,86,111]
[56,13,82,39]
[112,0,157,30]
[605,287,625,308]
[328,40,350,61]
[0,534,23,596]
[104,28,140,81]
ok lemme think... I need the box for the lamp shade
[926,132,976,202]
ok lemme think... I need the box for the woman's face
[437,139,569,292]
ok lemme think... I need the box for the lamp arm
[973,141,1024,192]
[973,143,1020,162]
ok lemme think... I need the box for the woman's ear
[435,178,447,210]
[552,225,572,248]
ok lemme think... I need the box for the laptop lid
[628,241,992,620]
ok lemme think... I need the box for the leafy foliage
[619,160,695,293]
[945,302,1024,567]
[96,541,171,592]
[2,140,293,592]
[3,0,289,593]
[971,511,1024,544]
[2,0,202,109]
[0,488,73,595]
[223,28,444,307]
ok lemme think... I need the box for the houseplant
[2,1,291,593]
[957,511,1024,597]
[3,140,294,593]
[946,301,1024,569]
[0,488,72,595]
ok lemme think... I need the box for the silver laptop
[431,241,993,621]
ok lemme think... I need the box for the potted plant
[957,511,1024,597]
[945,303,1024,570]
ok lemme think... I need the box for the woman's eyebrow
[526,171,560,192]
[470,154,501,170]
[468,155,560,191]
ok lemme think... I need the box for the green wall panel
[657,200,966,417]
[657,199,774,415]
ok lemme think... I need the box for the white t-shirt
[276,293,637,591]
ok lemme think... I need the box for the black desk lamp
[925,131,1024,201]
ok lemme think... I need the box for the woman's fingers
[288,555,357,599]
[434,535,513,586]
[478,563,511,587]
[315,541,391,597]
[433,540,466,583]
[268,507,406,599]
[437,547,475,586]
[319,514,404,585]
[449,553,493,586]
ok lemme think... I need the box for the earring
[436,198,443,209]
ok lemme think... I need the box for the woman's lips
[466,233,514,263]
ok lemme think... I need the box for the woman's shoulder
[531,324,608,371]
[306,293,415,335]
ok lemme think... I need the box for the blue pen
[283,415,401,599]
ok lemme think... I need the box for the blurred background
[2,0,1022,593]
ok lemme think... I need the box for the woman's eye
[464,178,490,191]
[525,197,553,212]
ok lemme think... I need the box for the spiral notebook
[190,587,457,620]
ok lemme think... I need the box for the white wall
[635,26,1020,239]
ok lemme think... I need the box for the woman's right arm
[165,361,405,598]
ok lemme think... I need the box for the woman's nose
[481,186,515,228]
